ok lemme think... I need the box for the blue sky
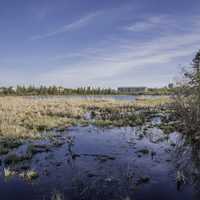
[0,0,200,88]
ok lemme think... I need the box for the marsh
[0,96,199,200]
[1,0,200,199]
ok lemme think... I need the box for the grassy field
[0,96,172,139]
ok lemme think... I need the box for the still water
[29,95,167,102]
[0,118,199,200]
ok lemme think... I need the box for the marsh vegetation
[0,72,200,200]
[0,93,199,200]
[0,96,171,139]
[175,50,200,143]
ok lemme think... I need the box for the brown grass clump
[133,96,172,108]
[0,97,84,139]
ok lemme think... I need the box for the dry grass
[133,96,172,108]
[0,96,171,139]
[0,97,84,139]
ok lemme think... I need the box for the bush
[175,50,200,141]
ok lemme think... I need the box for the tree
[175,50,200,141]
[168,83,174,89]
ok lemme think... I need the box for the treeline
[0,86,117,96]
[146,86,176,95]
[0,85,176,96]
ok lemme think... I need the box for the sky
[0,0,200,88]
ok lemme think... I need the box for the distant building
[0,87,16,93]
[118,87,147,94]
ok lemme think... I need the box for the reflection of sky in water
[28,95,168,102]
[0,125,197,200]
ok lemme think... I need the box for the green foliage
[0,85,117,96]
[0,85,176,96]
[146,87,175,95]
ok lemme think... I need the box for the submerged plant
[4,153,31,165]
[176,170,186,190]
[51,190,64,200]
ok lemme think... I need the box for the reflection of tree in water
[67,158,141,200]
[175,137,200,196]
[70,173,135,200]
[64,135,137,199]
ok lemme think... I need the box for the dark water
[0,123,199,200]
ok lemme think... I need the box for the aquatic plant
[0,146,9,155]
[4,167,15,178]
[27,144,50,156]
[176,170,186,190]
[137,148,149,155]
[51,190,64,200]
[4,153,31,165]
[0,139,22,155]
[92,120,113,127]
[158,123,177,134]
[26,170,39,180]
[136,176,150,185]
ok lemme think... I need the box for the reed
[0,96,171,139]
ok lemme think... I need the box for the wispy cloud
[124,16,170,32]
[37,14,200,87]
[2,1,200,88]
[31,12,101,40]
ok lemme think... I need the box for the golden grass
[133,96,172,108]
[0,96,171,139]
[0,97,84,139]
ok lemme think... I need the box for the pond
[0,116,199,200]
[28,95,168,102]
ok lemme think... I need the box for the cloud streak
[125,16,168,32]
[31,12,100,40]
[37,14,200,87]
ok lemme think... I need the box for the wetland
[0,96,199,200]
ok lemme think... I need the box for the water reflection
[0,125,199,200]
[28,95,167,102]
[175,138,200,196]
